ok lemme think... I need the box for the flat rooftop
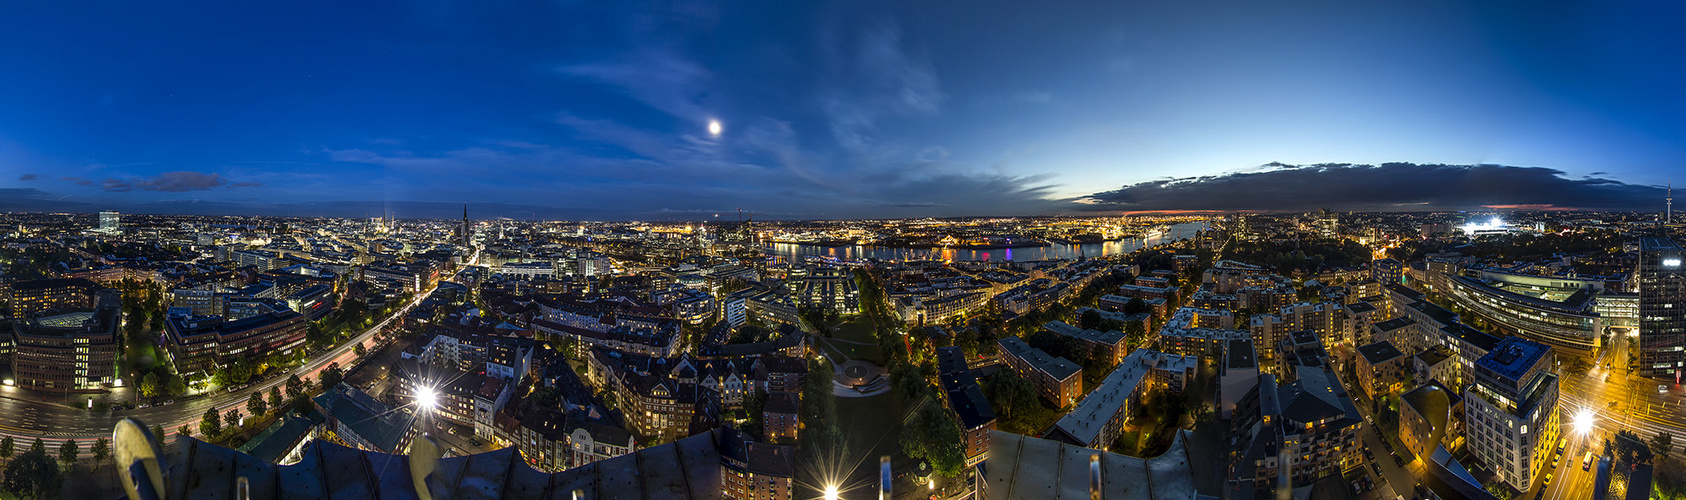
[1357,340,1405,365]
[1478,337,1551,381]
[984,430,1197,499]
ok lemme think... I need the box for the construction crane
[736,208,764,225]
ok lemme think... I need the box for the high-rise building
[1639,237,1686,381]
[1464,337,1559,492]
[99,211,120,232]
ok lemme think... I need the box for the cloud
[820,23,945,151]
[0,188,91,212]
[559,51,712,121]
[889,202,949,208]
[1074,162,1665,212]
[18,174,36,181]
[91,171,261,192]
[62,177,95,186]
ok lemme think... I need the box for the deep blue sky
[1,1,1683,219]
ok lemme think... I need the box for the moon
[708,119,722,137]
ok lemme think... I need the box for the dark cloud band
[1075,162,1664,212]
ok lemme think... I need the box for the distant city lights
[1460,216,1509,235]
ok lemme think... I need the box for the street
[0,256,476,453]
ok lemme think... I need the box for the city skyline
[5,2,1686,218]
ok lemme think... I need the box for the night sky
[2,1,1683,219]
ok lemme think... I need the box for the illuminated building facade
[1444,274,1601,354]
[1464,337,1558,492]
[1639,237,1686,381]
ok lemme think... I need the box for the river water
[763,221,1207,262]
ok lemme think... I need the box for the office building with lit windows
[99,211,120,232]
[161,301,308,378]
[1444,274,1602,354]
[9,289,120,392]
[1464,337,1559,492]
[1639,237,1686,381]
[6,278,100,318]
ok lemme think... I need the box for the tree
[0,436,12,465]
[983,371,1036,420]
[2,448,62,500]
[1606,430,1654,470]
[200,408,222,437]
[153,425,167,443]
[215,359,254,387]
[799,358,848,474]
[321,364,344,389]
[1654,432,1675,462]
[226,408,242,429]
[139,372,161,398]
[268,387,284,413]
[177,425,191,440]
[1079,309,1104,331]
[890,362,929,401]
[28,439,43,455]
[285,374,304,400]
[1123,297,1150,315]
[899,403,966,477]
[248,392,268,417]
[353,342,367,356]
[91,438,109,467]
[57,440,77,468]
[166,375,187,397]
[529,386,561,409]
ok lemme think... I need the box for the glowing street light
[1574,408,1595,435]
[822,484,840,500]
[417,387,438,411]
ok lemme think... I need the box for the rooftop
[1477,336,1551,381]
[998,336,1082,381]
[1224,339,1257,370]
[1357,340,1405,365]
[143,425,728,499]
[1642,237,1682,252]
[983,430,1198,499]
[1048,349,1172,446]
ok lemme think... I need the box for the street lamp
[822,484,840,500]
[417,387,438,411]
[1574,408,1595,435]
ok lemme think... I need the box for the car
[1544,473,1552,485]
[1663,384,1671,394]
[1393,455,1405,466]
[1552,455,1559,468]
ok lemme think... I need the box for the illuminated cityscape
[3,3,1686,500]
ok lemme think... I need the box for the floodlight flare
[417,387,438,410]
[1574,408,1594,434]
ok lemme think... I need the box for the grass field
[799,391,913,499]
[823,317,885,363]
